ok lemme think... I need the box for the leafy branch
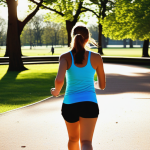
[29,0,64,16]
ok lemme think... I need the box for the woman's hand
[50,88,60,97]
[94,81,99,89]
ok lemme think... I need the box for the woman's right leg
[62,102,80,150]
[65,120,80,150]
[79,117,98,150]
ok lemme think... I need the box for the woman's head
[70,22,90,64]
[71,22,89,48]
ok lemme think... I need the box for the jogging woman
[51,23,106,150]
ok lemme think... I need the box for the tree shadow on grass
[0,70,66,106]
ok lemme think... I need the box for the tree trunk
[142,39,149,57]
[55,32,57,46]
[4,20,24,57]
[106,37,109,46]
[57,34,59,45]
[123,39,126,48]
[5,0,40,57]
[66,20,75,47]
[129,39,133,48]
[30,29,32,49]
[102,34,107,48]
[98,23,103,55]
[5,31,23,56]
[36,34,38,46]
[7,0,27,71]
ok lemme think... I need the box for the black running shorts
[61,101,99,123]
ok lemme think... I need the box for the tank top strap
[70,51,74,65]
[87,51,91,65]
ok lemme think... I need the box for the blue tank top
[63,51,97,104]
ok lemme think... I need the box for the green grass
[100,47,146,57]
[0,46,149,57]
[0,64,66,113]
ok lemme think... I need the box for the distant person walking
[51,45,54,55]
[51,22,106,150]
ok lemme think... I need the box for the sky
[0,0,97,26]
[0,0,49,21]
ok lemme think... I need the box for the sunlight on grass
[0,65,8,79]
[0,64,67,113]
[0,46,148,57]
[102,48,143,57]
[16,64,59,79]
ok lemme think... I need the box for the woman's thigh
[65,121,80,141]
[79,117,98,142]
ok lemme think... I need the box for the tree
[0,0,90,71]
[129,39,133,48]
[42,22,56,46]
[82,0,115,54]
[30,15,44,46]
[36,0,87,46]
[20,22,35,49]
[59,24,68,46]
[42,21,67,46]
[88,25,98,42]
[0,17,6,46]
[101,0,150,57]
[42,22,52,46]
[0,0,46,71]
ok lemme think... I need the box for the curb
[0,96,55,116]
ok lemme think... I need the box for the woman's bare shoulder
[90,51,102,60]
[59,51,71,60]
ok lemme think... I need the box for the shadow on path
[96,72,150,95]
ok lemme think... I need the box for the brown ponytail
[70,22,98,64]
[72,34,85,64]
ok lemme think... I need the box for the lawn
[0,46,149,57]
[0,64,65,113]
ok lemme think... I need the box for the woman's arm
[51,55,67,97]
[95,54,106,90]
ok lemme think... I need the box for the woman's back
[62,50,102,104]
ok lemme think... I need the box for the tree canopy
[41,0,86,46]
[101,0,150,41]
[0,0,45,71]
[101,0,150,56]
[81,0,115,54]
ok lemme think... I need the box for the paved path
[0,64,150,150]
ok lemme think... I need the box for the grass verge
[0,47,149,57]
[0,64,66,113]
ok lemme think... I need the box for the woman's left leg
[80,117,98,150]
[65,120,80,150]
